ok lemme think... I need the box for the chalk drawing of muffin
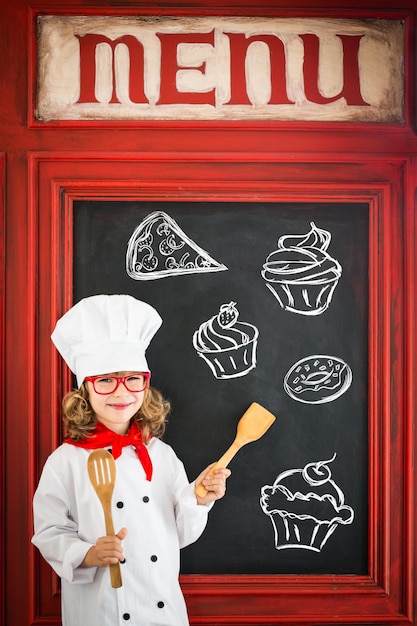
[193,302,258,379]
[260,454,354,552]
[261,222,342,315]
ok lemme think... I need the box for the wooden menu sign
[36,16,404,122]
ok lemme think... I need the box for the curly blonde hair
[62,384,170,443]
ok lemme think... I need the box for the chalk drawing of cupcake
[261,222,342,315]
[193,302,258,379]
[260,454,354,552]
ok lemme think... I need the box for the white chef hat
[51,294,162,387]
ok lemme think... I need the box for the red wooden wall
[1,1,416,625]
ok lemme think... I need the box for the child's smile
[86,372,145,434]
[108,402,134,410]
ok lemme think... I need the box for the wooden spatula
[194,402,276,498]
[87,449,122,588]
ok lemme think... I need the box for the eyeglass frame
[84,372,151,395]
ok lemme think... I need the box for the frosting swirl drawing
[261,222,342,315]
[260,454,354,552]
[193,302,258,379]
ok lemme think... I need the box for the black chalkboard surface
[73,200,369,575]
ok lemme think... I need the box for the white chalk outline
[284,354,352,404]
[126,211,227,280]
[261,222,342,315]
[260,454,354,552]
[193,302,259,380]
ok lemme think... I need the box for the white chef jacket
[32,438,213,626]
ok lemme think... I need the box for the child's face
[85,371,146,434]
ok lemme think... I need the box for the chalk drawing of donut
[284,355,352,404]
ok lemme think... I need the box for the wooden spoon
[194,402,276,498]
[87,449,122,588]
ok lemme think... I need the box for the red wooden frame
[25,153,414,625]
[0,153,5,626]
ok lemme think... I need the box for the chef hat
[51,294,162,387]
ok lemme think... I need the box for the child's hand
[195,464,231,506]
[82,527,128,568]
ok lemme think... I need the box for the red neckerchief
[65,421,153,481]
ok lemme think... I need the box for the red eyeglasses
[84,373,151,395]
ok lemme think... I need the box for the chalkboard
[73,200,369,576]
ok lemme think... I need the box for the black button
[142,496,150,503]
[157,601,164,609]
[116,501,124,508]
[150,555,158,562]
[122,613,130,620]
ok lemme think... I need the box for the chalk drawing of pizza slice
[126,211,228,280]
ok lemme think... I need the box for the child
[32,294,231,626]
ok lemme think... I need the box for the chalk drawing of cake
[126,211,227,280]
[193,301,258,379]
[260,455,354,552]
[261,222,342,315]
